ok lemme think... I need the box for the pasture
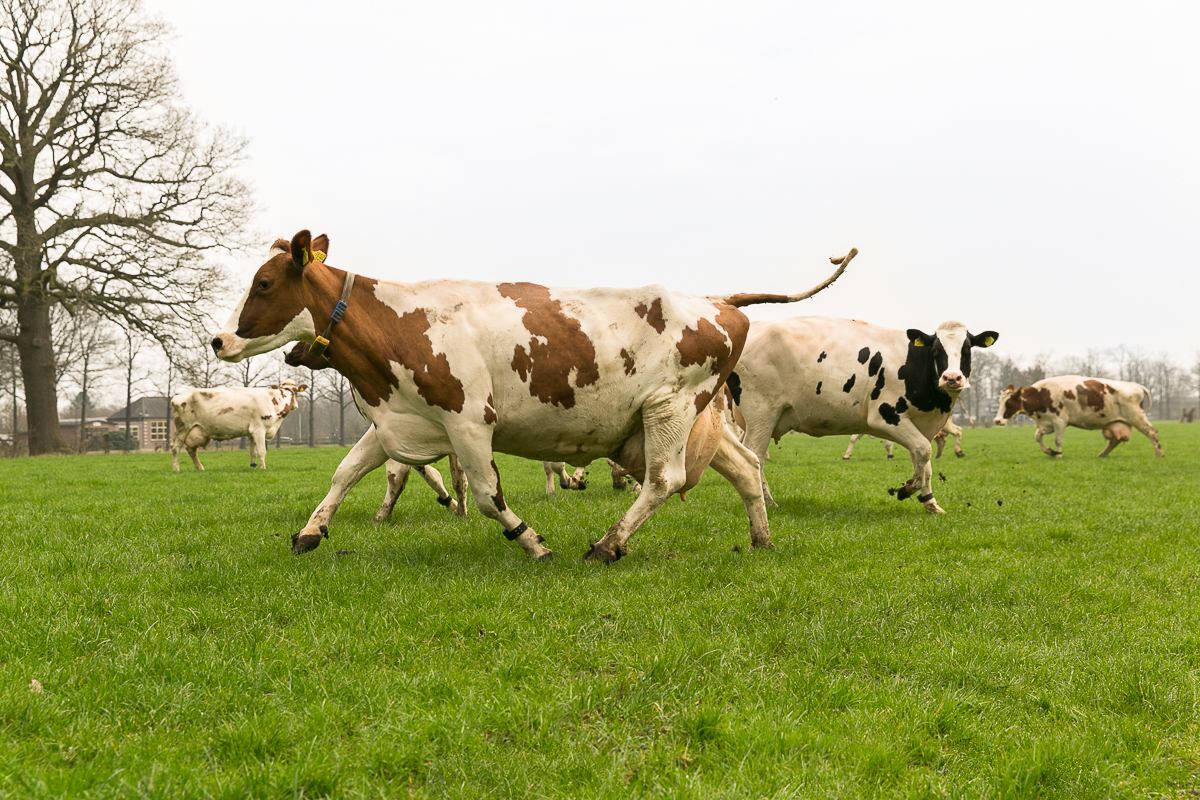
[1,423,1198,798]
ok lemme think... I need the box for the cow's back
[1033,376,1150,429]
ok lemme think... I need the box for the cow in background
[994,377,1163,458]
[170,381,305,471]
[729,318,997,513]
[1182,406,1196,423]
[213,231,855,561]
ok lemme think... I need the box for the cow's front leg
[586,395,694,563]
[1051,420,1066,459]
[951,428,965,457]
[293,428,390,553]
[1034,422,1057,457]
[451,436,550,560]
[1131,417,1164,457]
[374,461,413,522]
[543,461,559,494]
[251,431,267,469]
[707,425,772,549]
[885,423,942,513]
[933,432,946,459]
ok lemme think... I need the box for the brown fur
[499,282,601,410]
[634,298,666,334]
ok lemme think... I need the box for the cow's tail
[1140,384,1153,413]
[714,248,857,308]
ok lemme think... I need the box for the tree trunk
[16,294,69,455]
[308,368,316,448]
[79,351,90,454]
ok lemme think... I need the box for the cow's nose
[211,336,223,355]
[942,371,964,387]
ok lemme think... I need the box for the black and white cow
[729,318,997,513]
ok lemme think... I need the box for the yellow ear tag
[983,336,995,347]
[913,338,925,347]
[308,335,330,359]
[311,249,326,263]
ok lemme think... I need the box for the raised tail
[714,248,858,308]
[1140,384,1153,413]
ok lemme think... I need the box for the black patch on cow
[857,347,870,364]
[726,371,742,406]
[871,369,886,401]
[879,403,901,426]
[842,374,856,393]
[817,351,826,363]
[895,397,908,414]
[900,332,953,413]
[815,381,822,395]
[868,351,883,377]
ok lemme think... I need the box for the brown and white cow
[729,318,997,513]
[212,231,854,561]
[993,377,1163,458]
[170,381,305,471]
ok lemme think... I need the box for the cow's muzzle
[211,336,225,356]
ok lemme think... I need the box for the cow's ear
[970,330,999,348]
[907,329,933,348]
[290,229,314,270]
[1006,384,1014,391]
[271,384,279,390]
[299,383,308,392]
[311,233,329,263]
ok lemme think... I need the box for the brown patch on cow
[620,348,636,375]
[1062,389,1075,400]
[484,393,497,425]
[498,282,600,409]
[1076,380,1112,412]
[1020,387,1055,414]
[678,318,729,369]
[1003,391,1022,419]
[490,459,507,512]
[634,298,666,334]
[694,390,713,414]
[261,415,272,421]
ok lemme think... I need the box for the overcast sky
[151,1,1200,365]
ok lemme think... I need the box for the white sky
[150,1,1200,365]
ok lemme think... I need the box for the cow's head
[905,321,998,394]
[993,384,1022,426]
[272,379,308,414]
[211,230,330,362]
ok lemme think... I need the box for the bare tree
[114,324,148,452]
[0,0,254,455]
[61,309,116,451]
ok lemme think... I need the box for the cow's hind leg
[934,432,946,459]
[448,455,469,517]
[1130,416,1164,457]
[708,425,772,549]
[416,463,458,512]
[543,461,558,494]
[182,426,207,471]
[374,461,413,522]
[585,394,694,563]
[842,434,863,461]
[293,428,390,553]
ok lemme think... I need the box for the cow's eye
[258,279,270,291]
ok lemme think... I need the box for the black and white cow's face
[906,321,997,394]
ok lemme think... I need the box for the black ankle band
[917,492,934,503]
[503,521,528,541]
[437,495,452,507]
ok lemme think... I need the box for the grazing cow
[993,377,1163,458]
[212,230,853,561]
[729,318,997,513]
[170,381,305,471]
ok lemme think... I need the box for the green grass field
[1,423,1197,799]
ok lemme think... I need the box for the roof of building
[106,396,170,423]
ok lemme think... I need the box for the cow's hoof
[536,550,553,562]
[583,541,625,564]
[841,456,851,461]
[924,503,946,514]
[886,455,894,460]
[292,532,325,553]
[250,463,257,468]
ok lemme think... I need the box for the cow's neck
[897,343,954,414]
